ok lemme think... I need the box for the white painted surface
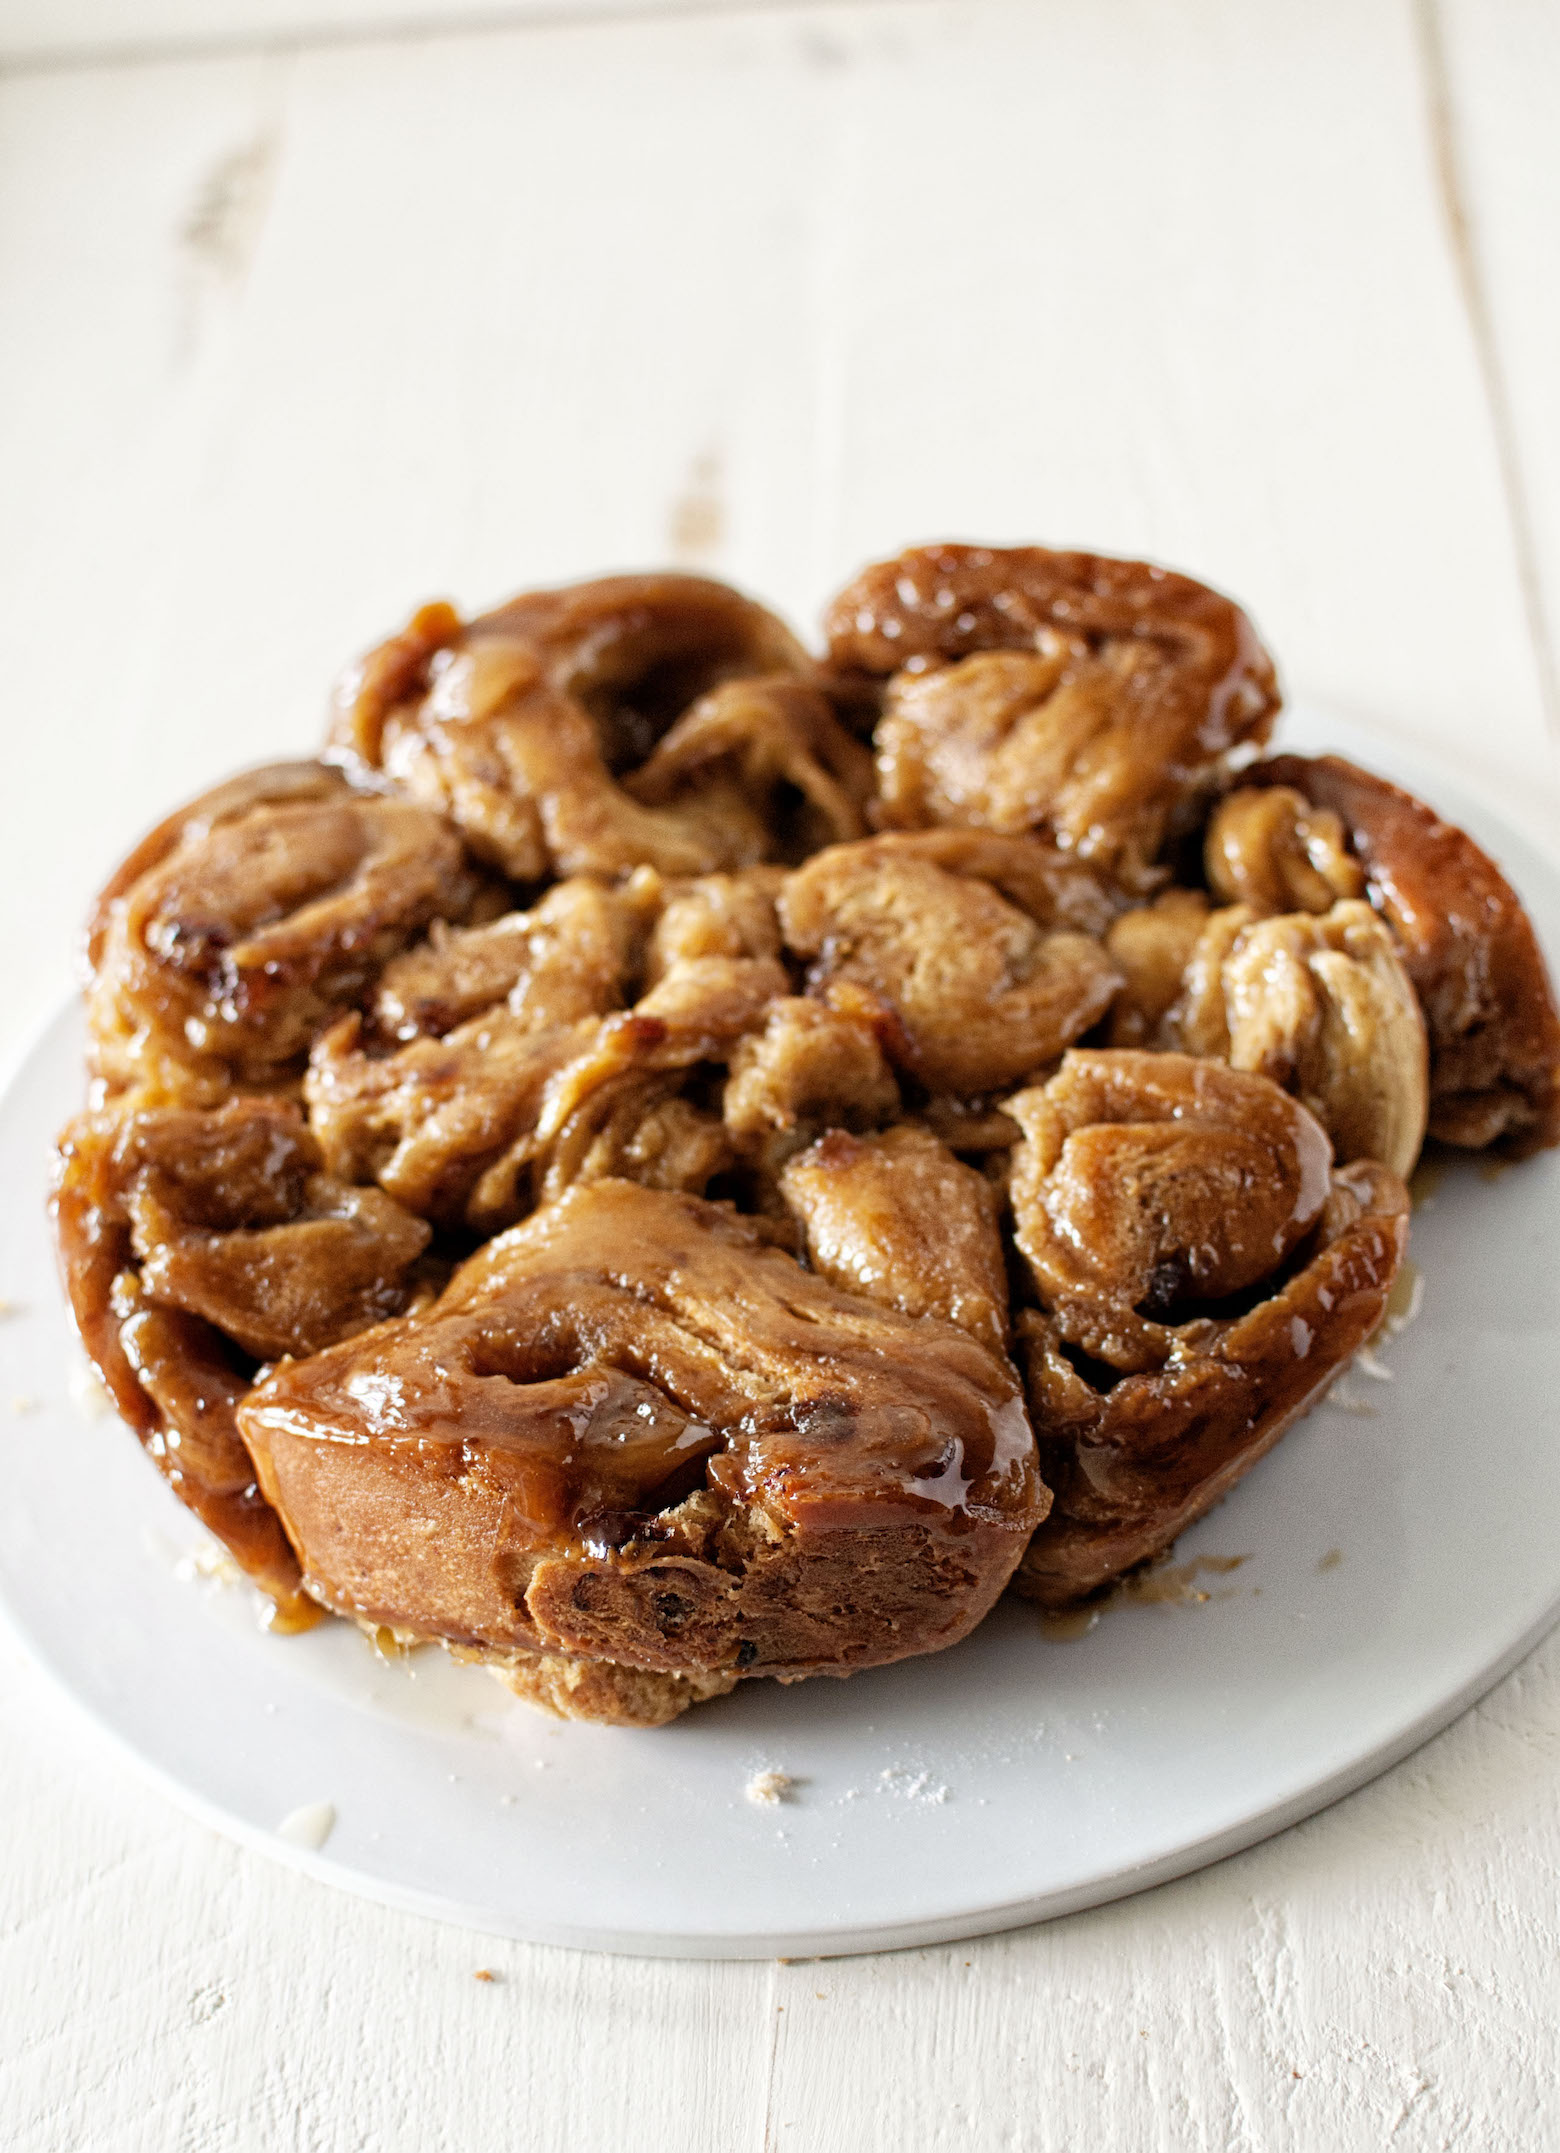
[1,0,1557,2143]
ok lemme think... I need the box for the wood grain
[1430,0,1560,755]
[2,2,1558,2145]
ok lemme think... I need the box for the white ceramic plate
[2,711,1557,1960]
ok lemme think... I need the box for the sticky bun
[1235,756,1560,1154]
[53,1097,433,1620]
[328,574,872,881]
[1005,1052,1409,1605]
[52,552,1556,1722]
[824,542,1280,888]
[238,1180,1044,1725]
[86,761,481,1104]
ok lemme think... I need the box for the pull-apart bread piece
[777,831,1122,1095]
[237,1180,1046,1726]
[780,1122,1011,1353]
[305,865,788,1233]
[1105,888,1429,1178]
[824,544,1280,889]
[1005,1051,1408,1606]
[53,1096,433,1619]
[1226,757,1560,1155]
[328,575,873,882]
[86,761,480,1105]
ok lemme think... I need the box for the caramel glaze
[777,831,1122,1094]
[55,1125,302,1614]
[86,759,481,1103]
[328,573,873,883]
[780,1124,1011,1355]
[823,543,1280,887]
[238,1181,1046,1682]
[1005,1051,1409,1607]
[53,1097,432,1617]
[1245,755,1560,1155]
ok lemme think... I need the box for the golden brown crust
[1212,903,1428,1179]
[824,543,1280,885]
[778,833,1122,1094]
[723,998,901,1166]
[780,1124,1010,1352]
[237,1181,1046,1687]
[485,1648,737,1727]
[1108,895,1431,1178]
[1246,755,1560,1154]
[52,1097,433,1613]
[328,575,868,882]
[1006,1052,1336,1370]
[303,867,787,1234]
[50,1102,360,1617]
[1204,785,1364,914]
[85,761,479,1103]
[1004,1051,1408,1605]
[371,875,643,1042]
[1104,890,1212,1047]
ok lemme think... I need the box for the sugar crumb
[276,1801,335,1850]
[69,1360,114,1419]
[174,1544,244,1588]
[1322,1379,1377,1419]
[879,1764,952,1805]
[10,1395,40,1415]
[746,1768,796,1807]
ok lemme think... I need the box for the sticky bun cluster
[54,545,1560,1723]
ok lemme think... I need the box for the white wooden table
[3,3,1558,2144]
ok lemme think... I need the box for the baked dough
[1242,755,1560,1153]
[53,554,1555,1721]
[237,1180,1046,1719]
[825,542,1280,887]
[1004,1051,1409,1605]
[329,574,872,881]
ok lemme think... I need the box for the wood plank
[0,0,760,70]
[1428,0,1560,765]
[774,0,1555,819]
[0,1642,773,2153]
[765,1630,1560,2150]
[0,53,290,1082]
